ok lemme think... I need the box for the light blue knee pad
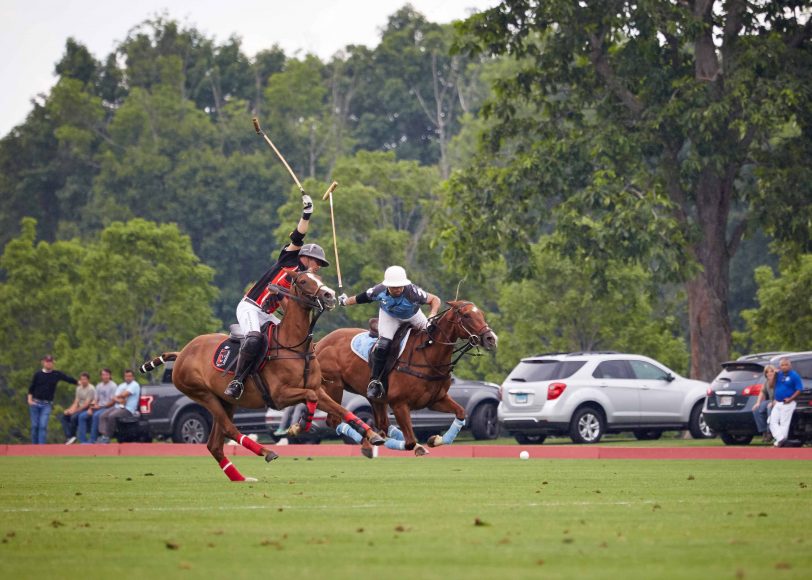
[387,425,404,441]
[442,418,465,445]
[336,422,362,444]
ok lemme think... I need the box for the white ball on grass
[519,450,530,460]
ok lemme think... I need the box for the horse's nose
[483,331,498,351]
[322,290,336,309]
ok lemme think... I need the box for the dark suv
[130,363,269,443]
[704,352,812,445]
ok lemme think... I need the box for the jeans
[60,413,80,439]
[752,400,771,433]
[29,401,53,444]
[89,407,111,443]
[76,409,94,443]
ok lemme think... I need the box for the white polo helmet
[382,265,411,287]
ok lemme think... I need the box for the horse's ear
[446,300,461,308]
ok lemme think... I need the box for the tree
[447,0,812,379]
[736,255,812,354]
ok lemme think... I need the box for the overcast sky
[0,0,499,137]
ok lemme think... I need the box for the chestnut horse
[316,300,497,456]
[140,270,384,481]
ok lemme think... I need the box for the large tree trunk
[686,170,733,381]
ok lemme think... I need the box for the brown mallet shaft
[252,117,306,196]
[323,181,343,290]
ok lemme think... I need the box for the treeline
[2,3,810,442]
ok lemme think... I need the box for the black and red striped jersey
[244,245,301,313]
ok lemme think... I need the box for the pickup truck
[118,362,268,443]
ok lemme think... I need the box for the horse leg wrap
[239,434,264,456]
[335,422,363,444]
[218,458,245,482]
[387,425,405,441]
[344,412,372,437]
[303,400,318,432]
[385,437,406,450]
[442,418,466,446]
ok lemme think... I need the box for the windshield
[712,365,764,387]
[507,360,586,382]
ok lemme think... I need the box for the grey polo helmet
[299,243,330,267]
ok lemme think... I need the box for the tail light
[706,387,713,396]
[547,382,567,400]
[139,395,154,414]
[742,384,762,397]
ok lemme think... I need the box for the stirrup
[367,379,384,400]
[225,379,244,400]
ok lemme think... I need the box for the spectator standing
[752,365,776,444]
[59,372,95,444]
[27,355,77,444]
[77,368,117,444]
[769,358,804,447]
[98,370,141,443]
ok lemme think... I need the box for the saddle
[211,321,274,375]
[351,320,411,391]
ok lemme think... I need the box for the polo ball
[519,450,530,460]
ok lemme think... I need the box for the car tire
[633,430,663,441]
[689,403,715,439]
[719,432,754,446]
[514,433,546,445]
[469,402,500,440]
[172,410,210,444]
[569,406,605,444]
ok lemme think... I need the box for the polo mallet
[252,117,306,197]
[322,181,343,290]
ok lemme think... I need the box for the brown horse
[316,300,497,456]
[140,270,384,481]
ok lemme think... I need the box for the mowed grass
[1,456,811,579]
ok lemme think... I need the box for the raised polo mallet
[322,181,343,291]
[252,117,306,196]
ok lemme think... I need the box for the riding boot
[225,331,264,400]
[367,338,391,400]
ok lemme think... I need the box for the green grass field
[1,456,811,579]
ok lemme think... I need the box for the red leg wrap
[304,400,318,432]
[239,434,264,456]
[218,458,245,482]
[344,412,372,435]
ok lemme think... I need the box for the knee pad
[242,331,264,356]
[375,337,393,352]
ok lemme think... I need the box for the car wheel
[719,432,754,446]
[514,433,546,445]
[569,406,605,444]
[469,402,500,440]
[172,410,210,444]
[689,403,715,439]
[633,430,663,441]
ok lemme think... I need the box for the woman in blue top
[338,266,441,399]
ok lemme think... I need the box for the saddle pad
[349,330,410,363]
[211,338,240,373]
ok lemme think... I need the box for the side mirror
[665,373,676,382]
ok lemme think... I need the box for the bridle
[426,301,493,349]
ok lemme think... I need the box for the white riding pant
[236,299,280,334]
[377,308,428,341]
[768,401,796,444]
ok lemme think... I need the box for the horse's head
[440,300,498,351]
[288,270,336,310]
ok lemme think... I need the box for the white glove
[338,293,349,307]
[302,194,313,215]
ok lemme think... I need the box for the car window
[508,360,586,382]
[629,360,671,381]
[592,360,633,379]
[793,358,812,380]
[714,365,764,385]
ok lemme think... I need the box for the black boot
[367,338,391,399]
[225,331,263,400]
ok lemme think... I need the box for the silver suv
[498,352,711,444]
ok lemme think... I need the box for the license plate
[719,396,733,406]
[514,393,528,404]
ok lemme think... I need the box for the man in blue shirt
[98,369,141,443]
[338,265,441,399]
[769,358,804,447]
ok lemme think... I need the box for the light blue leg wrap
[387,425,404,441]
[385,437,406,450]
[336,422,362,444]
[442,418,466,445]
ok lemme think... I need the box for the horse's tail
[139,352,178,374]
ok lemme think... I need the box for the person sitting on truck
[752,365,776,444]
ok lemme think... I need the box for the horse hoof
[427,435,443,448]
[361,447,374,459]
[265,451,279,463]
[368,433,385,446]
[414,444,429,457]
[238,477,258,483]
[288,424,301,437]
